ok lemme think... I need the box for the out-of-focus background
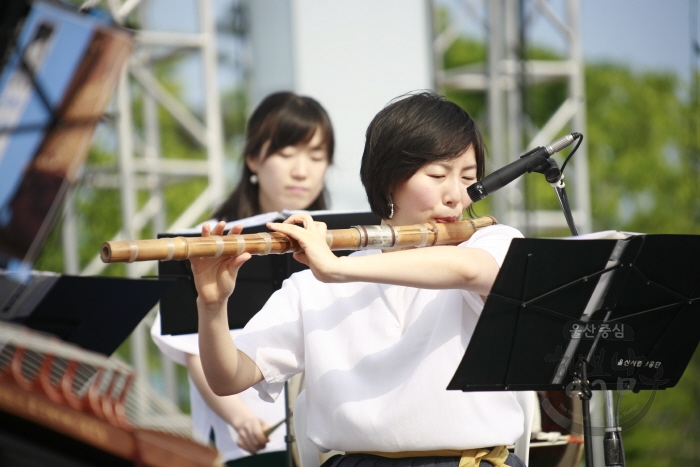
[1,1,699,466]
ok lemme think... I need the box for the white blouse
[151,313,287,461]
[235,224,525,453]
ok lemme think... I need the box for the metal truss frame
[60,0,225,403]
[435,0,591,234]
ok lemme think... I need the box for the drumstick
[263,417,287,437]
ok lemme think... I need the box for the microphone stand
[284,381,294,467]
[534,159,578,236]
[533,159,625,467]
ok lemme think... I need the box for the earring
[249,174,258,185]
[388,202,394,219]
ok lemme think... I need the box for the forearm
[186,353,258,428]
[197,298,263,396]
[331,246,500,296]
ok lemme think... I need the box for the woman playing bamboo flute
[193,91,528,467]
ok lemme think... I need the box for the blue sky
[578,0,697,81]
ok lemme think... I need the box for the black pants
[225,451,287,467]
[320,452,527,467]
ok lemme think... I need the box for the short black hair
[360,91,486,220]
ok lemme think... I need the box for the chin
[285,202,311,212]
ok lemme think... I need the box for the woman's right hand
[234,415,271,454]
[190,221,251,313]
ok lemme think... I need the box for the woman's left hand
[190,222,251,313]
[267,214,341,283]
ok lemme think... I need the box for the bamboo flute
[100,216,497,263]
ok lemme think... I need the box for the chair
[294,390,321,467]
[514,391,536,465]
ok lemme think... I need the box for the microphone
[467,133,577,202]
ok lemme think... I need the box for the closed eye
[303,146,327,161]
[310,150,328,162]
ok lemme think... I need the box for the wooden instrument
[0,321,219,467]
[100,216,498,263]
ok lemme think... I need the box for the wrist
[230,411,257,431]
[229,413,245,430]
[327,256,358,282]
[196,296,228,316]
[317,256,347,283]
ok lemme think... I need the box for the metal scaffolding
[61,0,225,404]
[435,0,591,235]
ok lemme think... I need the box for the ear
[245,154,260,174]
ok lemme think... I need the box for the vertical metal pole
[138,3,177,405]
[61,184,79,275]
[488,0,508,223]
[604,390,624,467]
[139,17,165,238]
[428,0,441,91]
[567,0,592,234]
[117,60,149,413]
[116,66,136,270]
[505,0,525,231]
[142,96,178,402]
[199,0,226,204]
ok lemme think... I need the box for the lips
[434,216,459,223]
[286,186,308,194]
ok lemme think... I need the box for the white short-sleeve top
[235,224,525,453]
[151,318,287,461]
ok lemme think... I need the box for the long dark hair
[213,92,335,221]
[360,91,486,220]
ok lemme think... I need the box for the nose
[291,155,308,180]
[443,175,461,207]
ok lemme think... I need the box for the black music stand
[158,211,380,335]
[0,272,175,356]
[448,233,700,467]
[157,210,380,467]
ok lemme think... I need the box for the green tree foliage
[586,65,699,235]
[618,353,700,466]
